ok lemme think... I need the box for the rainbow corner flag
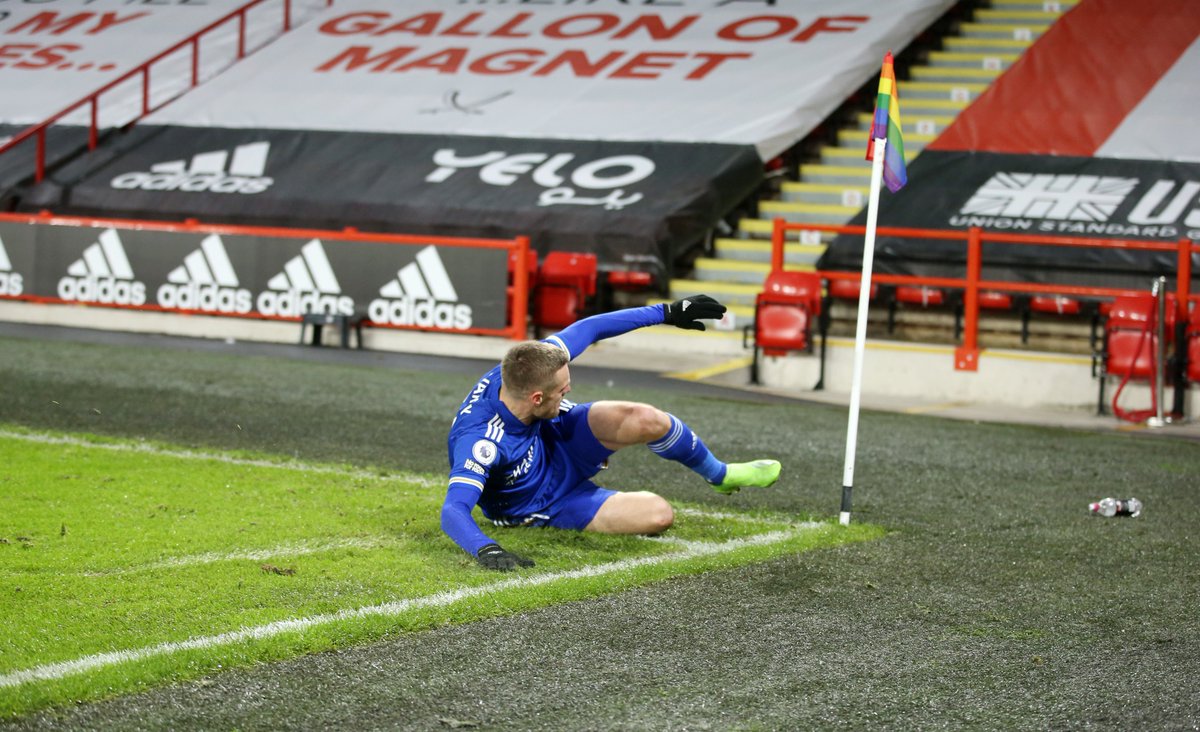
[865,51,907,193]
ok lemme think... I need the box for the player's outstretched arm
[441,483,495,554]
[547,295,727,360]
[441,484,536,571]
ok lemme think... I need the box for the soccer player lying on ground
[442,295,783,571]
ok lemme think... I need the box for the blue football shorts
[490,402,616,531]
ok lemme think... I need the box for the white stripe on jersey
[544,335,570,358]
[449,476,484,492]
[485,415,505,442]
[559,398,576,413]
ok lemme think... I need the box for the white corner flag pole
[840,136,888,527]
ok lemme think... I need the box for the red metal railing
[0,0,328,183]
[0,210,531,341]
[771,218,1199,371]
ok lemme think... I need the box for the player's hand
[663,295,726,331]
[475,543,535,571]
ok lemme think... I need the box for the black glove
[475,543,535,571]
[663,295,727,331]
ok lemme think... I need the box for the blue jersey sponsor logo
[506,442,536,486]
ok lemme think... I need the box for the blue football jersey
[440,304,665,554]
[446,363,570,519]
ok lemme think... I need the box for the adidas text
[57,275,146,306]
[257,289,354,318]
[368,296,472,330]
[111,171,273,195]
[157,282,253,314]
[0,271,22,296]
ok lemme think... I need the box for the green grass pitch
[0,428,877,717]
[1,332,1198,729]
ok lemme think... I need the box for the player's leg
[540,404,672,535]
[587,401,782,493]
[585,400,671,450]
[537,479,672,536]
[585,490,674,535]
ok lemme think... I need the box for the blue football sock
[647,413,727,484]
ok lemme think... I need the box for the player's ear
[530,389,544,406]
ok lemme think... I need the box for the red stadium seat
[1108,293,1179,334]
[1030,295,1081,315]
[888,286,947,334]
[1107,294,1154,329]
[1097,293,1174,415]
[1022,294,1086,344]
[1104,294,1157,378]
[759,270,822,312]
[823,276,883,345]
[533,252,597,330]
[978,290,1014,311]
[819,275,886,389]
[745,271,822,385]
[1106,330,1157,379]
[954,290,1015,341]
[606,269,655,292]
[828,277,878,302]
[756,302,812,356]
[599,268,657,310]
[895,286,945,307]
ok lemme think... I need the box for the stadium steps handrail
[0,0,329,183]
[766,218,1199,372]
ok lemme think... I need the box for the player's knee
[628,403,671,443]
[645,494,674,534]
[591,401,670,447]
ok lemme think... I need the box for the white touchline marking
[674,506,819,527]
[1,428,831,686]
[0,529,819,689]
[0,429,440,488]
[4,427,811,571]
[83,537,389,576]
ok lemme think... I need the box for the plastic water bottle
[1088,497,1143,518]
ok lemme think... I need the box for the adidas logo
[155,234,253,314]
[57,228,146,305]
[368,245,473,329]
[256,238,354,317]
[0,236,23,297]
[111,142,273,195]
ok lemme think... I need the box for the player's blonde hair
[501,341,569,398]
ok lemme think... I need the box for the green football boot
[712,459,782,495]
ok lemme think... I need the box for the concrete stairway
[658,0,1080,350]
